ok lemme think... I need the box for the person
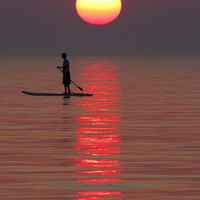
[57,53,71,94]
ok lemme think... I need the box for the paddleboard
[22,91,93,97]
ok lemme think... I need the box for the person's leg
[64,84,67,93]
[67,84,71,94]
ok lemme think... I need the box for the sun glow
[76,0,122,25]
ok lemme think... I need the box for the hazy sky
[0,0,199,56]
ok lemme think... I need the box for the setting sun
[76,0,122,25]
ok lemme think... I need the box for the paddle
[57,67,83,92]
[71,80,83,92]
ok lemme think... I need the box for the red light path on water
[74,62,122,199]
[77,116,120,123]
[77,114,121,123]
[75,158,120,164]
[77,127,120,134]
[77,169,121,175]
[75,158,122,168]
[75,135,121,156]
[76,135,121,144]
[74,197,120,200]
[79,191,121,196]
[73,191,121,200]
[78,178,122,184]
[76,148,120,156]
[76,95,120,112]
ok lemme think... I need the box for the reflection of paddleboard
[22,91,93,97]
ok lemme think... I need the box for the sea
[0,56,200,200]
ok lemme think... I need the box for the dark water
[0,56,200,199]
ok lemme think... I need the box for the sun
[76,0,122,25]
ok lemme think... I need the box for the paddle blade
[78,86,83,91]
[71,80,83,92]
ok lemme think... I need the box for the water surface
[0,56,200,199]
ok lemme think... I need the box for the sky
[0,0,200,56]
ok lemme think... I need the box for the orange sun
[76,0,122,25]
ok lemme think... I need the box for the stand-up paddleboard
[22,91,93,97]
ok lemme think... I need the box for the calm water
[0,56,200,199]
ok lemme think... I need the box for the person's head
[62,53,67,59]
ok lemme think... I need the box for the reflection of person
[57,53,71,94]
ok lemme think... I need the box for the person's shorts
[63,72,71,84]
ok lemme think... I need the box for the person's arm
[57,66,63,72]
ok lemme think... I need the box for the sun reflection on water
[74,61,122,200]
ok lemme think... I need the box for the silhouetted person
[57,53,71,94]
